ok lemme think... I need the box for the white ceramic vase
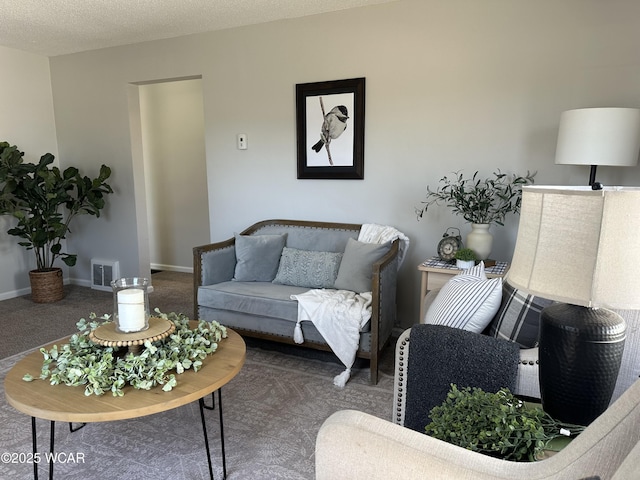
[466,223,493,260]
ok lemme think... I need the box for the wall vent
[91,259,120,291]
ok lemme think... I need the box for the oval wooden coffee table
[4,324,246,480]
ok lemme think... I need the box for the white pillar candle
[117,288,146,332]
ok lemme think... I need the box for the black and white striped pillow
[424,262,502,333]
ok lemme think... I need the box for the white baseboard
[70,277,92,288]
[0,277,74,301]
[0,286,32,301]
[150,264,193,274]
[1,270,191,301]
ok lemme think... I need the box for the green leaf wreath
[22,310,227,397]
[425,384,585,461]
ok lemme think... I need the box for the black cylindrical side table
[539,303,626,426]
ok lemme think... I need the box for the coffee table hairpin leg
[199,389,227,480]
[30,391,227,480]
[69,422,86,433]
[31,417,55,480]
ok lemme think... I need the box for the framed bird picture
[296,77,365,179]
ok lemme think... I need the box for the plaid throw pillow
[488,281,554,348]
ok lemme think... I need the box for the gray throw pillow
[333,238,391,293]
[233,233,287,282]
[273,247,343,289]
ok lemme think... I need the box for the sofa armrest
[368,239,399,383]
[193,238,237,318]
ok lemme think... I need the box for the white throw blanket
[291,290,372,387]
[358,223,410,268]
[291,224,409,387]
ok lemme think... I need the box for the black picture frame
[296,77,365,179]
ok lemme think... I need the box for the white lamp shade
[507,185,640,310]
[555,108,640,167]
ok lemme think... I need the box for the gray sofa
[193,219,400,384]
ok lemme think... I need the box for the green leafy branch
[22,310,227,396]
[425,385,585,462]
[416,170,536,226]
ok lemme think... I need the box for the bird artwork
[311,98,349,165]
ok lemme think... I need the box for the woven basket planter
[29,268,64,303]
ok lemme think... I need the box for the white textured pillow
[424,262,502,333]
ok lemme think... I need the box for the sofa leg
[370,355,379,385]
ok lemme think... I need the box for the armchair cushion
[233,233,287,282]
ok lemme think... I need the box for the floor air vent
[91,259,120,291]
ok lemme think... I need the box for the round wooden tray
[89,316,176,353]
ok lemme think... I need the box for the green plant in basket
[425,385,585,462]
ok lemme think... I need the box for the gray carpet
[0,271,194,359]
[0,272,395,479]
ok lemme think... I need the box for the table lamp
[555,108,640,186]
[507,186,640,425]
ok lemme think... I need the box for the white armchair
[317,368,640,480]
[316,376,640,480]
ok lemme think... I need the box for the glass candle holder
[111,277,150,333]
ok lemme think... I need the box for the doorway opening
[128,76,210,276]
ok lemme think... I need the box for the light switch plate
[237,134,247,150]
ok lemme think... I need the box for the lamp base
[539,303,626,426]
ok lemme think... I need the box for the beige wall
[4,0,640,325]
[0,46,58,299]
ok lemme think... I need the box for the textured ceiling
[0,0,396,57]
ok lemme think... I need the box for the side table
[418,256,510,322]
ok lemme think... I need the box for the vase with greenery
[425,384,585,462]
[416,170,535,259]
[0,141,113,302]
[416,170,536,225]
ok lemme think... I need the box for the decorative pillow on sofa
[273,247,343,289]
[333,238,391,293]
[424,262,502,333]
[488,280,554,348]
[233,233,287,282]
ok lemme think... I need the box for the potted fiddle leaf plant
[416,170,536,260]
[0,141,113,302]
